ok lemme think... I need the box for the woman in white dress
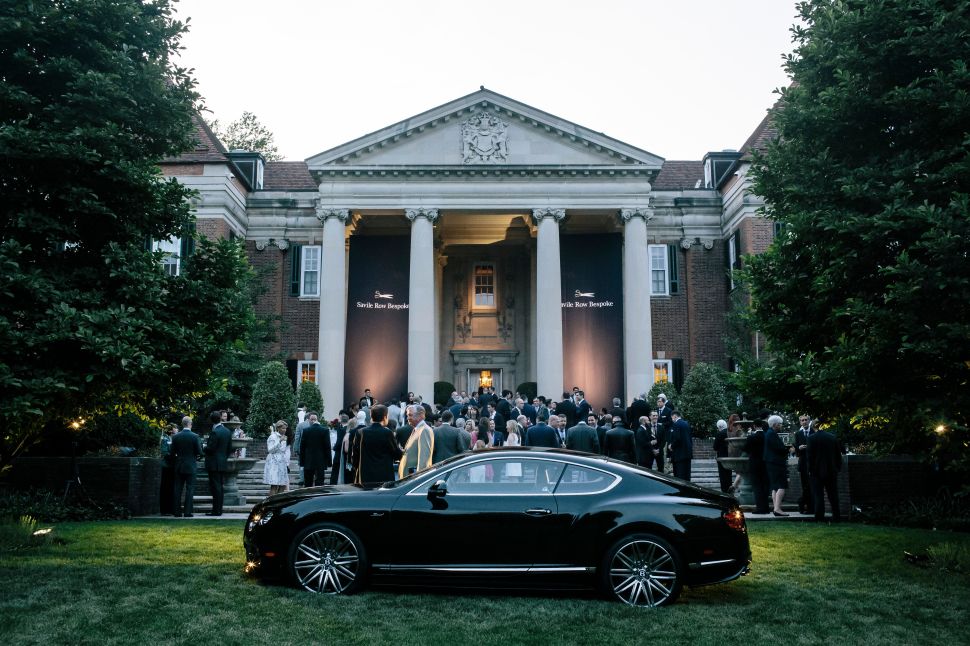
[263,420,289,496]
[504,420,522,480]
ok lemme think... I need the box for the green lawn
[0,520,967,645]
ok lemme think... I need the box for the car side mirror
[427,479,448,500]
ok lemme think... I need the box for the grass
[0,521,968,645]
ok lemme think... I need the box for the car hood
[261,483,386,506]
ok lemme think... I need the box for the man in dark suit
[524,412,560,448]
[793,414,814,514]
[743,421,771,514]
[565,415,600,454]
[575,391,591,422]
[609,397,626,421]
[496,390,513,421]
[604,416,636,464]
[596,416,611,455]
[171,416,202,517]
[648,411,666,471]
[359,388,375,409]
[204,411,232,516]
[522,398,538,425]
[354,405,403,484]
[668,411,693,480]
[634,415,653,468]
[656,394,673,440]
[625,393,650,430]
[557,392,577,429]
[432,410,466,463]
[807,421,842,522]
[299,413,332,487]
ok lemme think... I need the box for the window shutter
[289,245,302,296]
[733,229,742,270]
[667,245,680,294]
[285,359,298,392]
[672,358,685,392]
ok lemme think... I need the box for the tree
[678,363,731,439]
[208,111,283,160]
[247,362,297,438]
[297,379,324,419]
[743,0,970,475]
[0,1,258,472]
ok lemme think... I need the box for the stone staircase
[187,459,310,514]
[689,458,722,490]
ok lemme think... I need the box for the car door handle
[524,508,552,516]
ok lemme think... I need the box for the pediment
[306,88,664,174]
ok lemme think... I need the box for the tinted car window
[554,464,619,494]
[446,458,565,494]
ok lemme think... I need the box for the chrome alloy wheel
[609,538,678,607]
[293,527,360,593]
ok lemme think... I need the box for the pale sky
[174,0,798,162]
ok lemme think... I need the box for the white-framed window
[154,237,181,277]
[473,263,495,308]
[300,246,321,297]
[653,360,672,384]
[297,360,318,384]
[649,245,669,296]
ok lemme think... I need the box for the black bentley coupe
[244,447,750,607]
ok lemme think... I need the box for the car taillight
[723,507,746,532]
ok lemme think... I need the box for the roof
[306,87,665,170]
[652,160,704,190]
[263,162,317,191]
[163,114,229,164]
[738,106,780,159]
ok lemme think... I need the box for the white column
[406,208,439,402]
[315,205,350,418]
[532,208,565,400]
[620,207,654,405]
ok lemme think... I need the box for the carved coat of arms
[460,112,509,164]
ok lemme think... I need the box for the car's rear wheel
[289,523,367,594]
[600,533,682,607]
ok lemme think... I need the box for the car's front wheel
[600,533,683,607]
[289,523,367,594]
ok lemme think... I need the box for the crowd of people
[713,411,843,521]
[159,388,842,523]
[278,387,696,490]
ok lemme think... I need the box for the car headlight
[247,510,274,532]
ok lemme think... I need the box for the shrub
[296,379,324,418]
[247,362,296,438]
[0,515,55,551]
[859,489,970,532]
[516,382,537,401]
[0,488,129,522]
[434,381,456,407]
[679,362,732,438]
[928,542,970,573]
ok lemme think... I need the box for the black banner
[560,233,624,415]
[344,235,409,410]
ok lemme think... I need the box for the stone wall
[5,457,162,516]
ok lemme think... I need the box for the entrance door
[468,368,502,395]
